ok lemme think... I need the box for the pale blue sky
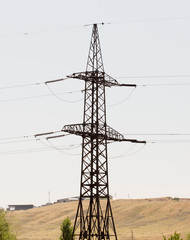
[0,0,190,208]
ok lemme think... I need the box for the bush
[186,233,190,240]
[163,231,183,240]
[0,210,17,240]
[59,217,74,240]
[173,198,180,202]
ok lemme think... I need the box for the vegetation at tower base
[59,217,74,240]
[163,232,190,240]
[186,233,190,240]
[0,210,17,240]
[5,198,190,240]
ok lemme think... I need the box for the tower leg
[72,197,117,239]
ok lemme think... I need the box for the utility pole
[61,24,145,240]
[48,191,51,204]
[131,228,134,240]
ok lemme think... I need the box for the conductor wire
[45,84,83,103]
[108,87,136,107]
[46,138,81,156]
[110,144,136,159]
[110,143,146,159]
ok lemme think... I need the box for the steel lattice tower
[63,24,145,240]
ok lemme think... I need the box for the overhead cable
[116,74,190,79]
[45,84,83,103]
[108,87,136,107]
[0,130,65,143]
[0,77,68,90]
[1,75,190,92]
[109,143,147,159]
[1,16,190,39]
[0,24,83,38]
[148,140,190,144]
[139,83,190,87]
[106,16,190,25]
[124,133,190,136]
[0,82,43,90]
[0,90,83,103]
[0,144,81,156]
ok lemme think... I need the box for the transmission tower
[62,24,145,240]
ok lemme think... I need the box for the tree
[186,233,190,240]
[59,217,74,240]
[0,210,17,240]
[163,231,183,240]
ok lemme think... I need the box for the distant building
[7,204,34,211]
[55,197,79,204]
[41,203,53,207]
[55,195,113,204]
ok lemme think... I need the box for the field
[7,197,190,240]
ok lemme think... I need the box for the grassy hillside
[7,197,190,240]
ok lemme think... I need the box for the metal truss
[63,24,145,240]
[63,124,145,143]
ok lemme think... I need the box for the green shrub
[0,210,17,240]
[173,198,180,202]
[59,217,74,240]
[163,231,183,240]
[186,233,190,240]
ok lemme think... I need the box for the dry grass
[7,197,190,240]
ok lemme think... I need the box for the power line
[109,138,190,159]
[110,144,136,159]
[0,77,84,103]
[107,16,190,25]
[1,75,190,93]
[0,24,83,39]
[1,129,190,157]
[110,143,146,159]
[46,139,81,156]
[108,87,136,107]
[0,138,36,145]
[0,130,64,142]
[1,139,190,156]
[1,83,190,104]
[0,131,81,156]
[1,132,190,145]
[139,83,190,87]
[0,146,58,156]
[124,133,190,136]
[45,84,83,103]
[116,74,190,79]
[0,82,43,90]
[1,75,190,92]
[147,140,190,144]
[1,16,190,39]
[0,77,68,90]
[0,144,81,156]
[45,77,69,84]
[0,88,83,103]
[0,91,82,103]
[0,135,32,141]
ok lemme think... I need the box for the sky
[0,0,190,209]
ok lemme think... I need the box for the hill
[7,197,190,240]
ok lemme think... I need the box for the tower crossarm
[63,123,145,143]
[67,71,136,88]
[63,123,124,140]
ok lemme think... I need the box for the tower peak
[86,24,104,72]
